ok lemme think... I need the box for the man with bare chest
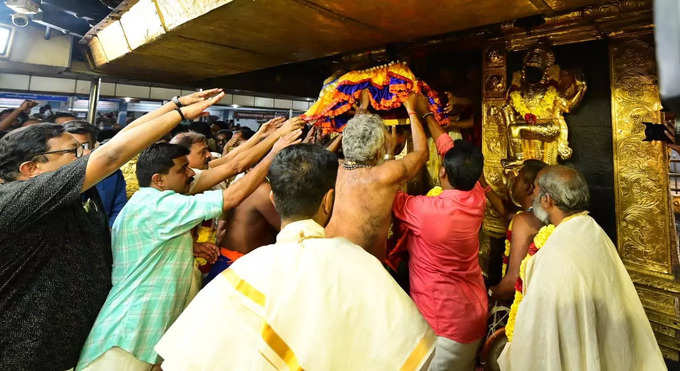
[221,181,280,255]
[325,93,429,258]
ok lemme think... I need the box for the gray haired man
[325,92,429,258]
[498,165,665,370]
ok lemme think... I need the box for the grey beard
[532,196,551,225]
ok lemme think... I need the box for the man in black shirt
[0,89,225,370]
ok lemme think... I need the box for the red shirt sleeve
[392,191,425,233]
[435,133,455,156]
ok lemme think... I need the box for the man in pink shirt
[392,114,488,371]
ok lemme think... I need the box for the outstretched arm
[191,118,304,194]
[118,89,223,134]
[220,130,301,212]
[209,117,286,168]
[83,91,225,192]
[0,100,37,130]
[376,93,428,184]
[565,76,587,112]
[326,133,343,153]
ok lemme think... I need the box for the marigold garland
[426,186,443,197]
[505,224,555,342]
[509,86,559,120]
[194,225,215,267]
[502,239,511,276]
[302,62,449,133]
[533,224,556,248]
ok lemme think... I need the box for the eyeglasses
[35,145,84,159]
[80,142,93,151]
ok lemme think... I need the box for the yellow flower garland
[502,239,511,276]
[533,224,556,248]
[194,225,216,267]
[505,224,555,342]
[509,86,559,119]
[427,186,443,197]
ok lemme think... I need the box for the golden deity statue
[502,41,587,168]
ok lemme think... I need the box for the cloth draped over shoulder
[156,219,436,370]
[498,215,666,371]
[302,61,449,133]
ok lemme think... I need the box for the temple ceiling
[82,0,605,84]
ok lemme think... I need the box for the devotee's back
[156,143,436,370]
[326,94,430,258]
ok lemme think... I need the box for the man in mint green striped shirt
[78,136,295,369]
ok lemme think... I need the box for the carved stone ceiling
[84,0,604,84]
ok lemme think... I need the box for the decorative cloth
[302,62,449,133]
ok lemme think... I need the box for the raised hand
[303,126,319,144]
[19,100,38,112]
[357,90,370,114]
[277,116,305,135]
[179,88,224,106]
[403,92,418,112]
[414,93,431,116]
[180,91,225,120]
[327,133,343,153]
[444,91,455,114]
[272,128,302,153]
[258,117,286,136]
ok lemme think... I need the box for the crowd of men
[0,88,667,370]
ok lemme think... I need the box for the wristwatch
[171,96,183,108]
[175,107,186,121]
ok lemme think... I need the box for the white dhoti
[80,347,153,371]
[156,220,436,370]
[498,215,666,371]
[429,336,480,371]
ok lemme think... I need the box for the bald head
[536,165,590,213]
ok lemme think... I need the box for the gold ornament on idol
[509,86,559,119]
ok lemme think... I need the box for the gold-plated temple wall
[481,45,509,238]
[478,45,509,279]
[610,37,680,360]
